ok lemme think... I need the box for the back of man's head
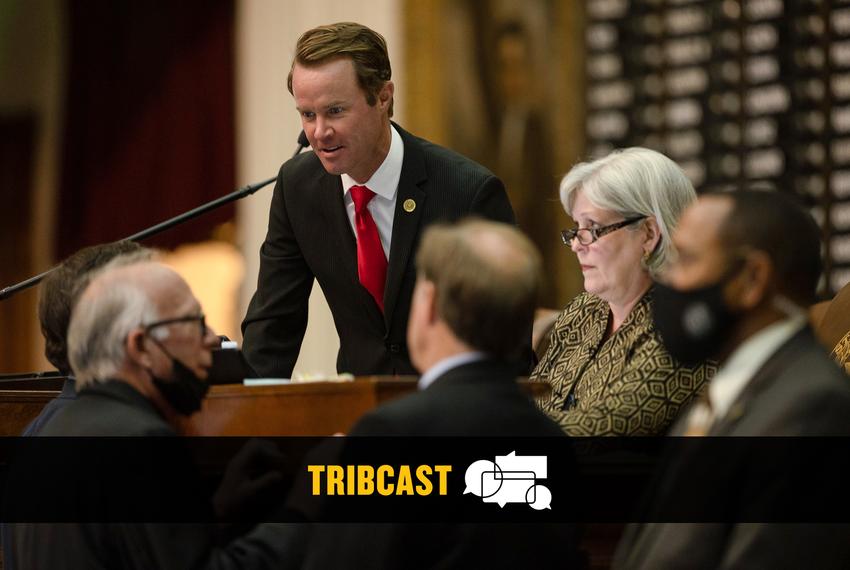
[38,241,150,374]
[67,260,174,388]
[716,189,822,306]
[415,219,542,357]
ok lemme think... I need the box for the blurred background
[1,0,848,374]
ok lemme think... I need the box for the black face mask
[652,272,741,367]
[147,341,210,416]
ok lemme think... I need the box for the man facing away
[241,22,519,379]
[614,190,850,569]
[11,259,299,570]
[297,219,578,570]
[23,240,149,436]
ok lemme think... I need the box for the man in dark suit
[10,259,299,569]
[614,191,850,569]
[297,219,577,569]
[241,22,517,379]
[22,240,150,436]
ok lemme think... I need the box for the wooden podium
[0,376,548,437]
[183,377,419,436]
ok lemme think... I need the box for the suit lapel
[384,125,427,326]
[319,171,382,317]
[320,172,359,281]
[709,328,810,435]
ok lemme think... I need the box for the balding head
[68,261,192,388]
[412,218,541,357]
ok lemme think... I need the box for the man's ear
[378,81,394,112]
[126,329,153,369]
[643,217,661,257]
[734,251,773,310]
[419,279,438,324]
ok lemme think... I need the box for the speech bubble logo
[464,459,502,496]
[464,452,552,510]
[483,473,535,507]
[496,451,547,479]
[527,484,552,510]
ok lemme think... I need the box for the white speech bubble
[464,459,501,496]
[527,484,552,510]
[495,451,547,479]
[482,474,536,507]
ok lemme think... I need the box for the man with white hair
[10,260,299,569]
[60,258,218,427]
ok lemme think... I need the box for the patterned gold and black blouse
[830,331,850,374]
[531,290,715,436]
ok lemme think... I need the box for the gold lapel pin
[403,199,416,213]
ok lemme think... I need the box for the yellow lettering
[396,465,414,495]
[415,465,433,495]
[357,465,375,495]
[327,465,344,495]
[434,465,452,495]
[310,464,450,497]
[307,465,325,496]
[346,465,356,495]
[377,465,394,495]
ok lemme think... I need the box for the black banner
[1,437,849,523]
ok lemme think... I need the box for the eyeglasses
[560,216,647,247]
[143,314,207,337]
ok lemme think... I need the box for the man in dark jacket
[241,22,519,379]
[615,190,850,569]
[297,220,578,570]
[23,240,148,436]
[10,259,298,569]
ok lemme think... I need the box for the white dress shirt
[686,315,807,433]
[340,125,404,260]
[417,351,487,391]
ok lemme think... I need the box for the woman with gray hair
[531,147,715,436]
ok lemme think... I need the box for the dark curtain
[56,0,235,258]
[0,115,38,371]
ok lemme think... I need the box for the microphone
[295,130,309,154]
[0,131,310,301]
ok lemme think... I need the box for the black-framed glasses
[560,216,647,247]
[143,314,207,337]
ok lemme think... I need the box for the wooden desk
[0,389,59,436]
[182,377,418,436]
[0,376,549,437]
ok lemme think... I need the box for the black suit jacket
[614,327,850,570]
[20,377,76,437]
[298,359,580,570]
[241,125,516,378]
[9,381,300,570]
[349,359,566,437]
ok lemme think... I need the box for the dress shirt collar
[417,351,487,391]
[341,124,403,201]
[60,376,77,399]
[708,315,806,420]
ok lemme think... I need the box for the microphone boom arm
[0,132,308,301]
[0,176,274,301]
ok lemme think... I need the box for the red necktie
[350,185,388,311]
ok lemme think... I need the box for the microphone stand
[0,133,309,301]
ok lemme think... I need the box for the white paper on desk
[242,378,291,386]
